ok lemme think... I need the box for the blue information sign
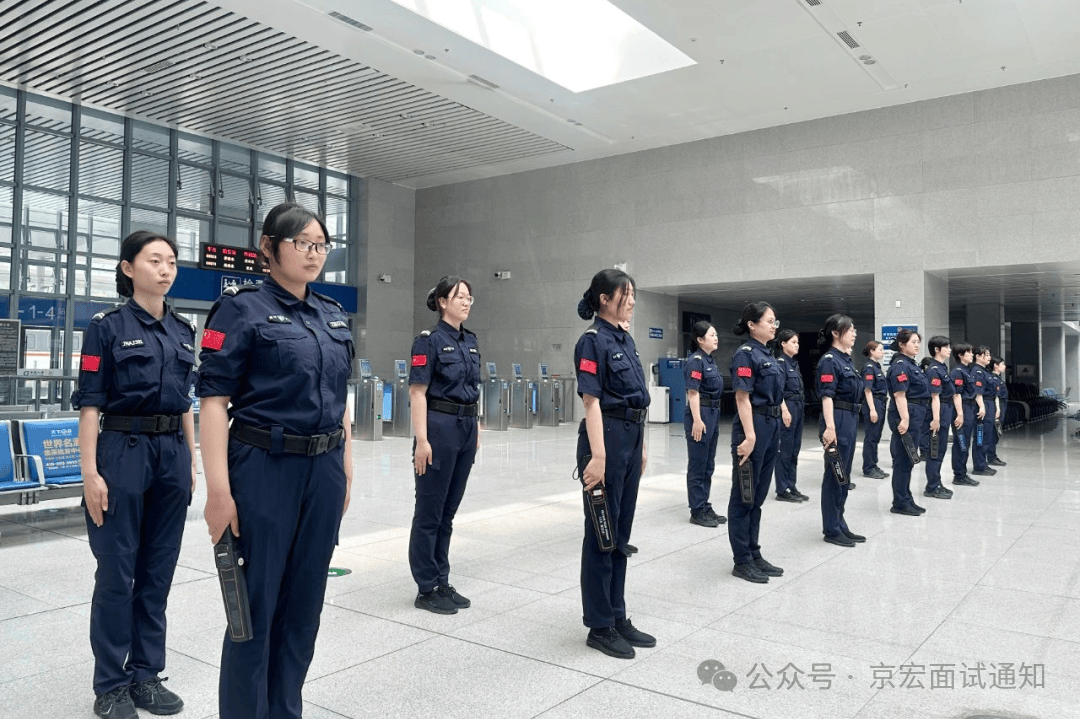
[649,327,663,339]
[18,298,67,327]
[0,295,9,319]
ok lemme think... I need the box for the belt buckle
[309,434,330,456]
[156,416,169,432]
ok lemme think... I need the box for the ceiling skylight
[388,0,696,92]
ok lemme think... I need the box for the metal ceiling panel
[0,0,569,182]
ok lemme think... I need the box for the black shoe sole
[775,495,801,503]
[414,597,457,615]
[131,701,184,716]
[690,516,720,527]
[842,534,867,543]
[824,535,855,547]
[890,507,921,516]
[616,631,657,648]
[586,636,635,659]
[732,567,769,583]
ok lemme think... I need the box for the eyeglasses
[282,237,334,255]
[456,296,475,306]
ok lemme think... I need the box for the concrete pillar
[965,302,1005,357]
[1041,324,1065,394]
[873,270,948,357]
[1011,322,1039,384]
[1065,332,1079,402]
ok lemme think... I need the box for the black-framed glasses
[282,237,334,255]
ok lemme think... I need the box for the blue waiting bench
[0,418,84,506]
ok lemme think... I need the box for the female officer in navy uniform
[860,341,889,480]
[199,203,354,719]
[922,336,959,500]
[575,268,654,659]
[408,275,480,615]
[728,302,785,584]
[886,330,929,516]
[971,346,997,477]
[683,321,726,527]
[987,357,1008,466]
[74,230,196,719]
[949,343,983,487]
[815,314,865,547]
[774,329,808,503]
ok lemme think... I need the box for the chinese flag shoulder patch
[954,378,964,385]
[691,370,702,380]
[80,355,101,372]
[975,381,982,386]
[411,354,428,367]
[579,357,598,375]
[736,366,752,378]
[820,374,835,383]
[897,373,909,382]
[201,329,226,351]
[865,374,874,381]
[931,378,942,386]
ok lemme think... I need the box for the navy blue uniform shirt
[997,376,1008,401]
[817,349,861,404]
[574,318,650,410]
[777,355,803,400]
[408,319,481,405]
[862,360,887,397]
[684,351,723,400]
[926,360,954,400]
[950,364,979,400]
[887,355,930,399]
[730,338,784,407]
[196,277,354,436]
[977,366,996,399]
[73,301,196,415]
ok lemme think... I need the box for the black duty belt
[962,398,978,405]
[831,400,860,414]
[101,414,182,434]
[602,407,648,424]
[699,397,721,409]
[908,397,931,407]
[428,399,479,417]
[230,422,344,456]
[751,404,783,418]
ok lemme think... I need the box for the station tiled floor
[2,412,1078,719]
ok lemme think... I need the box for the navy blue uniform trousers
[728,414,781,566]
[922,403,953,491]
[889,403,926,508]
[683,405,719,514]
[951,404,976,479]
[578,417,642,628]
[775,399,803,494]
[820,409,857,539]
[220,440,346,719]
[87,431,191,695]
[409,411,477,592]
[861,397,886,473]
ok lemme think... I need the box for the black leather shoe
[824,534,855,547]
[624,544,638,555]
[732,562,769,583]
[690,511,720,528]
[988,458,1007,466]
[864,467,889,479]
[791,489,810,501]
[910,502,926,513]
[924,487,952,500]
[587,626,635,659]
[94,687,137,719]
[841,529,866,542]
[130,677,183,716]
[705,508,727,524]
[776,489,801,503]
[753,556,783,576]
[437,584,471,609]
[615,617,656,648]
[972,468,997,476]
[848,482,857,490]
[954,475,981,486]
[415,589,457,614]
[890,505,921,516]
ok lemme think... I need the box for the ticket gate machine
[509,363,534,429]
[483,362,510,431]
[536,363,560,427]
[355,359,383,441]
[388,359,411,437]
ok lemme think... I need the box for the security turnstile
[482,362,509,431]
[536,363,560,427]
[355,359,383,441]
[509,363,534,429]
[559,376,577,423]
[388,359,411,437]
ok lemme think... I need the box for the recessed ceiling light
[858,54,871,61]
[425,54,436,60]
[203,42,217,50]
[413,49,425,55]
[863,59,876,65]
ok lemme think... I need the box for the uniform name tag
[268,315,291,323]
[441,346,455,352]
[327,320,348,329]
[469,347,478,353]
[121,339,144,348]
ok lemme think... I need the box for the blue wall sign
[648,327,663,339]
[0,295,9,319]
[18,298,67,327]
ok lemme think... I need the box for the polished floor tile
[2,412,1078,717]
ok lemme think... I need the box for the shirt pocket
[437,350,465,383]
[113,343,158,392]
[173,346,197,396]
[254,324,312,374]
[607,356,638,395]
[326,329,355,378]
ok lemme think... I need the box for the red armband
[80,355,101,372]
[411,354,428,367]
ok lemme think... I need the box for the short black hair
[927,335,951,357]
[115,230,178,297]
[951,342,973,362]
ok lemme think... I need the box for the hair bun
[577,298,595,320]
[732,322,746,336]
[426,287,438,312]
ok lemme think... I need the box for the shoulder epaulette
[90,306,121,322]
[311,290,344,311]
[823,353,833,360]
[739,345,752,352]
[170,308,197,334]
[585,321,601,335]
[420,324,438,337]
[222,284,260,297]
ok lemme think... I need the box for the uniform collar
[595,317,624,335]
[746,337,768,352]
[437,318,467,340]
[124,299,166,326]
[262,276,308,307]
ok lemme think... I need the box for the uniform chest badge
[442,346,455,352]
[268,315,291,323]
[120,339,144,348]
[182,343,194,352]
[763,361,773,368]
[613,352,624,360]
[469,347,478,353]
[327,320,348,329]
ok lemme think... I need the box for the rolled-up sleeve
[72,321,110,409]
